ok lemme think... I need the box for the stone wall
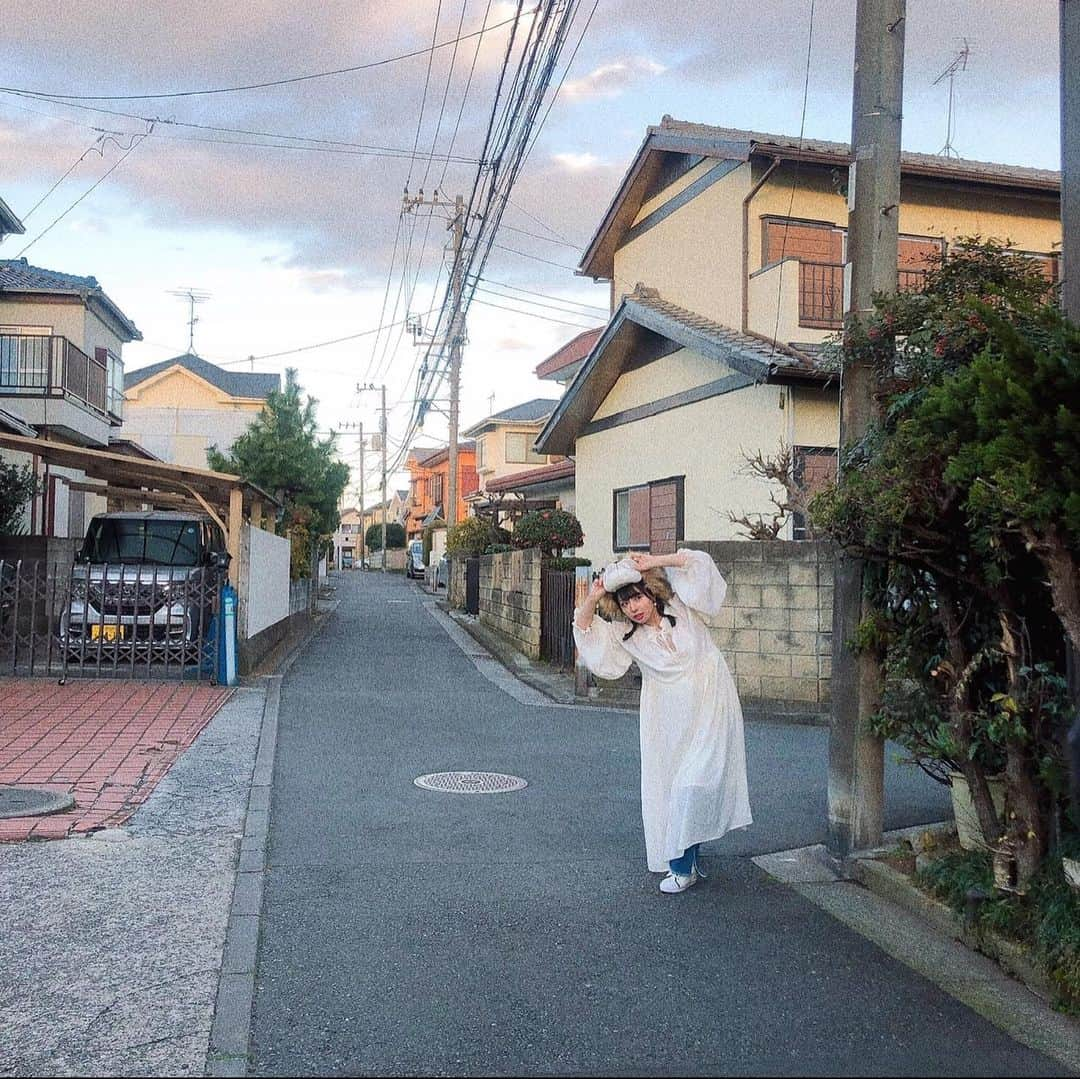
[685,540,832,711]
[478,548,542,659]
[447,557,467,609]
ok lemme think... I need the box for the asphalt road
[249,571,1062,1077]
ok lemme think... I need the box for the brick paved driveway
[0,679,232,842]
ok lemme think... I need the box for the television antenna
[932,40,971,159]
[168,287,212,354]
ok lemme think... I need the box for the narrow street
[248,572,1063,1077]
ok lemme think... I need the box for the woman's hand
[588,575,607,602]
[629,552,661,573]
[575,574,607,631]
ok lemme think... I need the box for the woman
[573,549,751,893]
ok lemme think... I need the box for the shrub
[446,516,502,559]
[365,522,406,550]
[544,556,591,571]
[511,509,584,557]
[0,461,39,536]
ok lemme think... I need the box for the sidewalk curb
[754,827,1080,1075]
[206,599,334,1075]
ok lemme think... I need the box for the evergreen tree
[208,368,349,539]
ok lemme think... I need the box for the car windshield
[81,519,202,567]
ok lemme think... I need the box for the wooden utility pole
[402,191,466,528]
[447,193,466,529]
[828,0,906,857]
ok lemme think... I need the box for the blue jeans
[669,844,700,875]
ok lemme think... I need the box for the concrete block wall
[447,557,467,609]
[685,540,832,711]
[478,548,542,659]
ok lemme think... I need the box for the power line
[1,9,536,102]
[507,195,579,246]
[498,221,580,248]
[0,91,481,164]
[478,275,607,312]
[473,282,603,319]
[19,132,106,220]
[407,0,445,190]
[472,294,598,328]
[17,125,152,255]
[490,240,576,269]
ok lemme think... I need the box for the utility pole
[358,423,366,570]
[402,190,466,527]
[358,383,388,571]
[828,0,906,858]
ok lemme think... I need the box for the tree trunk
[1027,523,1080,655]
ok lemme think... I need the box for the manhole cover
[413,771,527,795]
[0,784,75,820]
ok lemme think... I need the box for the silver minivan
[60,511,229,650]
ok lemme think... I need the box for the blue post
[219,582,238,686]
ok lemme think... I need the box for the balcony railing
[0,334,118,420]
[797,262,929,329]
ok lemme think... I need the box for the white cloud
[562,56,667,99]
[551,151,601,172]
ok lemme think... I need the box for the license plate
[91,624,125,641]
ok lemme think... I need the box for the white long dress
[573,549,752,871]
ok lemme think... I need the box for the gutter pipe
[741,155,783,333]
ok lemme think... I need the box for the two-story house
[535,119,1060,566]
[0,258,140,536]
[333,505,364,569]
[122,352,280,468]
[405,442,478,540]
[461,398,564,526]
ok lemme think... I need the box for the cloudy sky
[0,1,1062,498]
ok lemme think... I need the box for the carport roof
[0,432,280,524]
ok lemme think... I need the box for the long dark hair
[615,581,677,641]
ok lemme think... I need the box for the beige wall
[122,368,266,467]
[0,297,84,342]
[574,348,788,565]
[749,163,1060,272]
[475,421,553,486]
[612,161,750,326]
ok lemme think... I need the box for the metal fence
[0,559,223,681]
[540,567,575,668]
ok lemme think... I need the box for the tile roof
[652,118,1060,190]
[414,441,476,468]
[0,197,25,237]
[124,353,280,399]
[626,286,824,375]
[0,258,141,340]
[534,328,605,379]
[484,458,575,493]
[463,397,560,435]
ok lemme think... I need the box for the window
[0,325,52,390]
[432,473,444,510]
[791,447,837,540]
[505,431,544,465]
[475,438,486,469]
[613,476,684,553]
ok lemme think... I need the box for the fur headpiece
[596,563,674,622]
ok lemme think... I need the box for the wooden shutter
[649,481,678,554]
[764,220,842,266]
[628,486,650,547]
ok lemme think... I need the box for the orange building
[405,442,478,539]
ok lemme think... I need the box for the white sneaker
[659,865,700,894]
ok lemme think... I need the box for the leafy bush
[485,543,513,555]
[810,238,1077,889]
[0,461,39,536]
[446,516,505,558]
[544,556,591,571]
[511,509,584,557]
[365,522,406,550]
[918,847,1080,1013]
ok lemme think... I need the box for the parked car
[406,539,425,580]
[58,511,230,653]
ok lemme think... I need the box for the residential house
[0,198,25,244]
[360,490,409,540]
[461,398,564,526]
[0,257,140,536]
[122,352,280,468]
[535,119,1060,567]
[405,442,478,540]
[333,506,364,569]
[533,327,603,389]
